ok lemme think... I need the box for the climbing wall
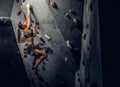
[0,0,102,87]
[11,0,83,87]
[75,0,103,87]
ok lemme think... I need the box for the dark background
[99,0,119,87]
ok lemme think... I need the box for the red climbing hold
[16,0,19,3]
[50,1,56,8]
[17,10,21,16]
[35,25,40,29]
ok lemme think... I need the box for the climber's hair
[18,21,24,29]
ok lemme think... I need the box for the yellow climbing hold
[21,5,25,12]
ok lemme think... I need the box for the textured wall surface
[11,0,83,87]
[0,0,14,17]
[0,0,102,87]
[75,0,102,87]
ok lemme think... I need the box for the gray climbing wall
[11,0,83,87]
[0,0,102,87]
[75,0,103,87]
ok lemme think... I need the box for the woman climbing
[17,4,47,72]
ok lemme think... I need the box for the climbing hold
[66,40,72,49]
[16,0,19,3]
[21,5,25,12]
[36,30,39,34]
[82,60,85,65]
[40,37,46,43]
[87,45,90,51]
[44,34,52,41]
[82,32,87,40]
[44,47,49,53]
[69,10,76,15]
[30,5,33,11]
[17,10,21,16]
[50,1,57,8]
[42,66,45,71]
[64,57,68,62]
[43,62,46,65]
[35,25,40,29]
[64,12,71,19]
[24,13,26,20]
[31,19,34,23]
[90,2,93,12]
[73,18,78,24]
[35,21,39,25]
[24,54,27,58]
[86,24,89,29]
[1,18,7,23]
[22,0,26,2]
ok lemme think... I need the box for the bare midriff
[25,37,33,44]
[24,28,33,44]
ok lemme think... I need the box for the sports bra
[24,31,33,38]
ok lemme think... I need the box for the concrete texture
[0,0,14,17]
[0,0,102,87]
[75,0,103,87]
[11,0,82,87]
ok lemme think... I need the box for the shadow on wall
[0,18,30,87]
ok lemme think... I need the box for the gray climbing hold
[87,45,90,50]
[43,62,46,65]
[66,40,72,49]
[73,18,77,24]
[40,37,46,43]
[82,32,87,40]
[82,60,85,65]
[64,57,68,62]
[90,2,93,12]
[64,12,71,19]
